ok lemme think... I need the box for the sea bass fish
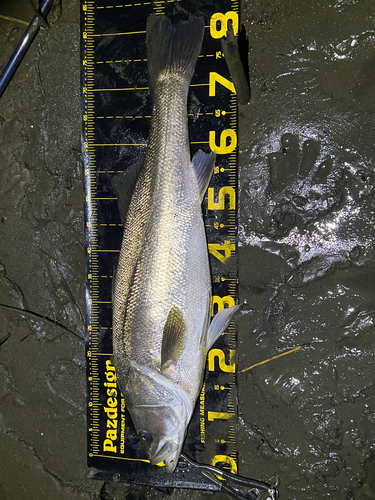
[112,14,241,474]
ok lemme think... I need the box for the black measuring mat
[81,0,240,488]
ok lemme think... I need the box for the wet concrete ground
[0,0,374,499]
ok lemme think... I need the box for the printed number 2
[208,349,236,372]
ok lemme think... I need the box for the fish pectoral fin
[205,304,243,351]
[192,150,216,200]
[161,306,187,371]
[112,156,145,224]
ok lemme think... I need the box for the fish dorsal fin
[191,150,216,200]
[112,157,144,225]
[161,306,187,371]
[205,304,242,351]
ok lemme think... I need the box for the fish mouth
[163,449,180,474]
[149,438,179,466]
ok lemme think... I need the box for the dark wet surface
[0,0,374,498]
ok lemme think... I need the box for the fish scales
[115,82,210,372]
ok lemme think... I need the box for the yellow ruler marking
[93,30,146,37]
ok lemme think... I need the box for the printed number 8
[210,12,238,39]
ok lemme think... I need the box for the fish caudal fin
[146,14,205,94]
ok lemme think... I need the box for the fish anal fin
[205,304,242,351]
[161,306,187,371]
[191,150,216,200]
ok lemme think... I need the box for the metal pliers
[178,453,279,500]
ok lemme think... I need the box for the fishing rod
[0,0,55,99]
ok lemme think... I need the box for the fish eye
[138,430,152,443]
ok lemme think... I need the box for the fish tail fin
[146,14,205,94]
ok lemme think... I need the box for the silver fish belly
[112,14,241,474]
